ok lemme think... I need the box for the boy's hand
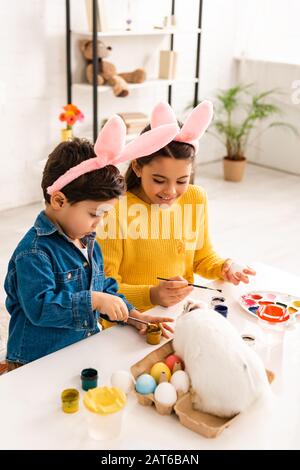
[150,276,193,307]
[221,259,256,285]
[127,309,174,339]
[92,292,129,322]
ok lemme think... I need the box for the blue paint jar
[81,368,98,391]
[213,304,228,318]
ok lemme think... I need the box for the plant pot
[223,157,246,182]
[61,128,73,142]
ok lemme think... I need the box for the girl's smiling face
[132,157,192,206]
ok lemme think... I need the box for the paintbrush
[127,316,150,325]
[157,277,222,293]
[100,313,150,326]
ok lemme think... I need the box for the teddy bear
[80,39,146,97]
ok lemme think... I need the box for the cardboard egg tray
[131,340,274,438]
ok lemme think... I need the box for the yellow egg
[150,362,171,383]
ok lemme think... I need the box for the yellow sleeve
[96,211,154,312]
[193,190,226,280]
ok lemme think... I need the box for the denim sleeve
[103,275,134,313]
[13,250,96,331]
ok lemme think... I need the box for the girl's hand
[92,292,129,322]
[221,259,256,285]
[127,309,174,339]
[150,276,194,307]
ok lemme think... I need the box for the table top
[0,262,299,450]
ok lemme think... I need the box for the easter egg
[135,374,156,395]
[150,362,171,383]
[170,370,190,395]
[230,262,247,279]
[111,370,134,395]
[154,382,177,406]
[164,354,185,372]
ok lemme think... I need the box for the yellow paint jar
[61,388,79,413]
[146,323,162,345]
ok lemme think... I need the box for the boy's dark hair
[42,138,126,204]
[125,122,195,191]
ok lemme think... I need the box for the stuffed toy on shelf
[80,39,146,97]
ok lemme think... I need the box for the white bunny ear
[176,100,213,144]
[151,101,178,129]
[114,123,178,164]
[94,115,127,165]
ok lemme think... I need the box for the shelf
[73,28,201,37]
[73,78,199,94]
[83,131,139,143]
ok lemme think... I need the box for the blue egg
[135,374,157,394]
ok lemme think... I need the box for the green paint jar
[81,368,98,391]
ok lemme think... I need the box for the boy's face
[53,198,117,240]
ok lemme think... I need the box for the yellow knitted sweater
[97,185,226,312]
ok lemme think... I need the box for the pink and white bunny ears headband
[46,117,178,195]
[46,100,213,195]
[150,100,213,155]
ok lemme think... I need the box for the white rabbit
[173,300,270,418]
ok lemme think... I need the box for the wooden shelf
[73,28,201,38]
[73,78,199,94]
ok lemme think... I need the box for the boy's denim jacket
[4,211,134,364]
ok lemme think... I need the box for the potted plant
[210,84,297,182]
[59,104,84,141]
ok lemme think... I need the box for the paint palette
[239,291,300,324]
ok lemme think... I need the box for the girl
[97,101,255,313]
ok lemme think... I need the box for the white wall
[196,0,239,163]
[235,0,300,63]
[235,58,300,174]
[0,0,67,211]
[233,0,300,175]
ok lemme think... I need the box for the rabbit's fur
[173,301,270,418]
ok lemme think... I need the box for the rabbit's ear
[176,100,213,143]
[115,123,178,164]
[151,101,178,129]
[94,115,126,166]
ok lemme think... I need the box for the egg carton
[131,340,274,438]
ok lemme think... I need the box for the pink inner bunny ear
[115,123,178,164]
[151,102,178,129]
[94,115,126,165]
[176,100,213,143]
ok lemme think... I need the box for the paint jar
[81,368,98,391]
[61,388,79,414]
[213,304,228,318]
[241,334,256,348]
[83,386,126,440]
[146,323,162,345]
[211,296,226,308]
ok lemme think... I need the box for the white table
[0,263,299,450]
